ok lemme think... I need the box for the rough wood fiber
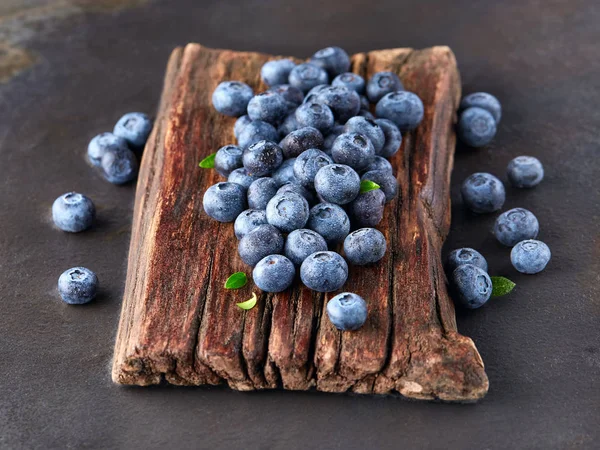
[112,44,489,401]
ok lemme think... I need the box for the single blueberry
[293,149,333,188]
[366,71,404,104]
[253,254,296,292]
[228,168,260,190]
[332,72,366,94]
[452,264,492,309]
[375,91,424,131]
[461,172,505,214]
[266,192,310,233]
[362,156,393,175]
[280,127,324,159]
[247,91,289,125]
[203,182,247,222]
[52,192,96,233]
[212,81,254,117]
[344,117,385,154]
[306,203,350,246]
[214,145,243,177]
[277,113,301,138]
[446,248,488,274]
[247,177,279,210]
[343,228,387,265]
[327,292,368,331]
[295,102,335,133]
[277,182,316,205]
[310,46,351,78]
[58,267,98,305]
[511,239,551,274]
[237,120,279,149]
[288,63,329,93]
[374,118,402,158]
[314,164,361,205]
[285,229,328,266]
[243,140,284,176]
[234,115,252,140]
[459,92,501,124]
[113,112,152,150]
[457,107,497,147]
[346,189,386,228]
[271,158,297,186]
[494,208,540,247]
[323,124,346,152]
[234,209,268,239]
[361,170,398,203]
[331,132,375,171]
[300,251,348,292]
[87,132,128,167]
[101,146,139,185]
[261,59,296,87]
[507,156,544,188]
[303,84,329,104]
[267,84,304,111]
[315,85,361,123]
[238,224,284,267]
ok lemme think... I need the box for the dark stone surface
[1,0,598,448]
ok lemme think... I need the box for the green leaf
[198,153,216,169]
[237,292,258,310]
[491,276,516,297]
[224,272,247,289]
[360,179,381,194]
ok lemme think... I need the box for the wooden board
[112,44,489,402]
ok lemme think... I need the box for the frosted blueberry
[343,228,387,265]
[212,81,254,117]
[266,192,310,233]
[58,267,98,305]
[511,239,551,274]
[52,192,96,233]
[494,208,539,246]
[327,292,368,331]
[300,251,348,292]
[284,229,328,266]
[253,254,296,292]
[461,172,505,214]
[203,182,247,222]
[306,203,350,246]
[238,224,284,267]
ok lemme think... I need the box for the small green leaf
[491,276,516,297]
[237,292,258,310]
[360,179,381,194]
[224,272,247,289]
[199,153,216,169]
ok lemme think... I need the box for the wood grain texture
[112,43,489,401]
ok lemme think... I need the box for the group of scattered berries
[204,46,426,331]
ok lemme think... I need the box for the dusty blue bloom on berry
[247,177,279,209]
[234,209,268,239]
[101,146,139,184]
[228,168,260,190]
[234,115,252,139]
[366,71,404,103]
[295,102,334,133]
[277,182,316,205]
[272,158,297,186]
[277,113,301,138]
[52,192,96,233]
[288,63,329,93]
[331,132,375,172]
[361,169,398,203]
[214,145,243,177]
[212,81,254,117]
[310,46,351,78]
[332,72,366,94]
[494,208,539,246]
[87,132,128,167]
[507,156,544,188]
[293,149,333,187]
[327,292,368,331]
[374,118,402,158]
[113,112,152,149]
[238,224,284,267]
[315,85,361,123]
[461,172,505,214]
[253,254,296,292]
[459,92,501,124]
[446,248,488,274]
[511,239,551,274]
[300,251,348,292]
[314,164,361,205]
[375,91,424,131]
[243,140,283,176]
[362,156,393,175]
[307,202,350,246]
[266,192,310,233]
[247,91,289,125]
[237,120,279,149]
[344,117,385,154]
[261,59,296,87]
[280,127,324,158]
[457,107,497,147]
[343,228,387,265]
[346,189,386,228]
[285,229,328,266]
[452,264,492,309]
[203,182,247,222]
[58,267,98,305]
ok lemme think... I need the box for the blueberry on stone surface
[247,91,289,125]
[52,192,96,233]
[457,107,497,148]
[360,170,398,203]
[266,192,310,233]
[285,229,328,266]
[238,224,284,267]
[461,172,505,214]
[366,71,404,104]
[344,117,385,154]
[237,120,279,149]
[58,267,98,305]
[507,156,544,188]
[253,254,296,293]
[327,292,368,331]
[203,182,247,222]
[346,188,386,228]
[331,133,375,172]
[295,102,335,133]
[247,177,279,210]
[212,81,254,117]
[314,164,361,205]
[300,251,348,292]
[272,158,297,186]
[306,202,351,246]
[343,228,387,265]
[234,209,268,239]
[446,248,488,274]
[243,140,283,176]
[113,112,152,150]
[332,72,366,95]
[293,149,333,187]
[228,168,260,190]
[511,239,551,274]
[214,145,244,177]
[288,63,329,93]
[375,91,424,131]
[279,127,324,159]
[87,132,128,167]
[261,59,296,87]
[234,115,252,140]
[494,208,540,247]
[459,92,502,124]
[374,118,402,158]
[452,264,492,309]
[101,146,139,185]
[362,156,393,175]
[310,46,351,78]
[315,85,361,123]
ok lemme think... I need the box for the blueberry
[452,264,492,309]
[310,46,351,78]
[266,192,310,233]
[346,188,386,228]
[253,254,296,292]
[461,172,505,214]
[293,149,333,187]
[101,146,139,184]
[344,117,385,154]
[87,132,128,167]
[300,251,348,292]
[243,140,283,176]
[261,59,296,87]
[267,84,304,111]
[113,112,152,150]
[295,102,334,133]
[247,91,289,125]
[374,118,402,158]
[288,63,329,93]
[285,229,328,266]
[375,91,424,131]
[277,113,301,139]
[366,71,404,103]
[228,167,260,189]
[511,239,551,274]
[58,267,98,305]
[272,158,297,186]
[234,115,252,140]
[326,292,368,331]
[362,156,393,175]
[494,208,539,246]
[332,72,366,94]
[343,228,386,265]
[238,224,284,266]
[314,164,361,205]
[280,127,324,158]
[52,192,96,232]
[277,182,316,205]
[446,248,488,273]
[507,156,544,188]
[203,182,247,222]
[357,109,375,120]
[214,145,243,177]
[459,92,501,124]
[457,107,497,147]
[303,84,329,104]
[323,124,346,152]
[234,209,268,239]
[307,202,350,246]
[331,133,375,171]
[237,120,279,149]
[212,81,254,117]
[359,95,370,110]
[247,177,279,209]
[361,170,398,203]
[315,85,361,123]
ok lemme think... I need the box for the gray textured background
[0,1,598,449]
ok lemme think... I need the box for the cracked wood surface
[112,43,489,401]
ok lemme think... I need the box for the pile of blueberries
[203,46,426,331]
